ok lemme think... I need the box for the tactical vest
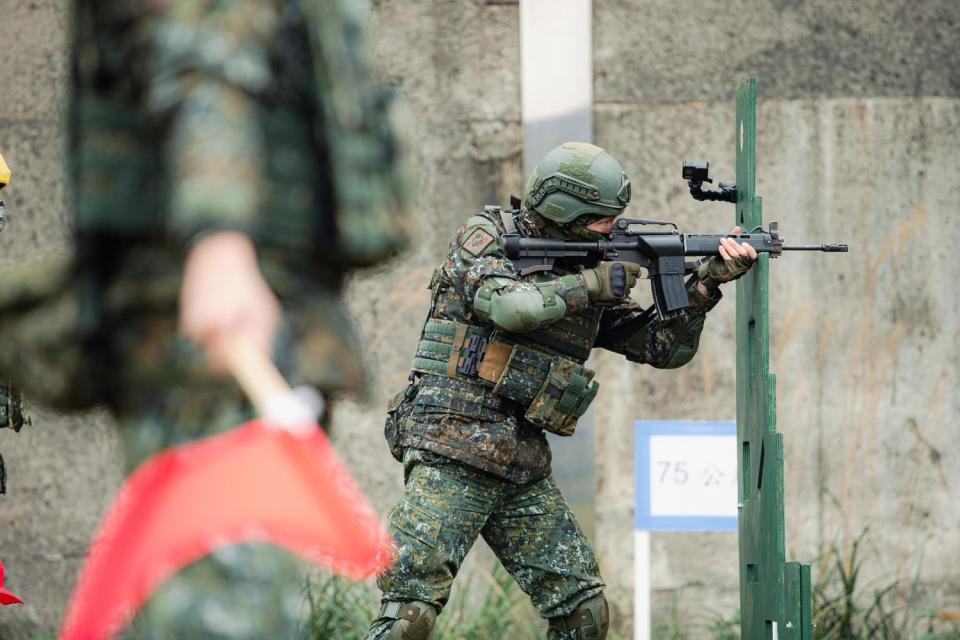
[410,208,603,437]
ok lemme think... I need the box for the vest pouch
[412,320,495,381]
[489,344,553,407]
[523,359,599,436]
[384,380,418,462]
[412,375,506,422]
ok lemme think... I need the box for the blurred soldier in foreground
[0,0,408,635]
[370,143,755,639]
[0,153,31,496]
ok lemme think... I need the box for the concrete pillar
[520,0,593,175]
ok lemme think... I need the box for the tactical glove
[696,254,754,290]
[581,262,642,301]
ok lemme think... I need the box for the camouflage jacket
[72,0,408,265]
[397,209,720,484]
[0,0,409,411]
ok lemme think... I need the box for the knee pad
[382,600,437,640]
[549,593,609,640]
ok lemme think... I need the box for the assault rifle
[503,161,847,320]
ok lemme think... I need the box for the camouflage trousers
[123,543,306,640]
[366,451,605,639]
[116,400,310,639]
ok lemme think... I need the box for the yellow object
[0,153,10,189]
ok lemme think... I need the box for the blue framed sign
[634,420,737,532]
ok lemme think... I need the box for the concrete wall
[593,0,960,635]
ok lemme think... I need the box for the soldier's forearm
[603,278,715,366]
[689,277,723,309]
[622,311,708,368]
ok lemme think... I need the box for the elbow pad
[474,278,569,332]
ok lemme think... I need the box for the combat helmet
[523,142,630,238]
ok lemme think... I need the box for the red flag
[59,420,391,640]
[0,559,23,605]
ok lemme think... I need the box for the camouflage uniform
[370,202,720,639]
[0,0,407,637]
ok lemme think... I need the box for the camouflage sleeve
[143,0,280,242]
[299,0,412,266]
[595,282,722,369]
[444,216,591,332]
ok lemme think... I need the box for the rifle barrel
[782,243,848,252]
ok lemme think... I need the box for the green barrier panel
[735,77,813,640]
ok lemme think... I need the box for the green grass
[302,561,632,640]
[693,529,960,640]
[302,563,545,639]
[810,530,960,640]
[303,530,959,639]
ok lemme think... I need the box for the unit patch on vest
[461,228,496,257]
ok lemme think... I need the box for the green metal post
[735,77,813,640]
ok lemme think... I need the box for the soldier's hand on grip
[582,262,643,301]
[696,225,758,290]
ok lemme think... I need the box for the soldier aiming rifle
[371,142,774,640]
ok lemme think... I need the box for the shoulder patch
[461,227,497,257]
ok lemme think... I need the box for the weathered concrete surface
[594,1,960,633]
[0,408,120,638]
[595,0,960,103]
[0,0,72,261]
[0,2,124,637]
